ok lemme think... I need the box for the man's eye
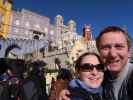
[115,45,125,49]
[100,45,109,50]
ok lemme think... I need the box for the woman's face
[78,55,104,88]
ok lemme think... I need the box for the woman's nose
[91,67,98,75]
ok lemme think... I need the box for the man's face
[98,32,129,74]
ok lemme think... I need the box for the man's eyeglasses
[80,63,104,71]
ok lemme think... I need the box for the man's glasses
[80,63,104,71]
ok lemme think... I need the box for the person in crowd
[68,52,105,100]
[0,58,48,100]
[59,26,133,100]
[25,60,48,100]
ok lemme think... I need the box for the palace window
[44,27,48,33]
[25,22,30,27]
[15,20,20,26]
[13,27,18,33]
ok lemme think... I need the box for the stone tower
[83,25,92,41]
[67,20,76,32]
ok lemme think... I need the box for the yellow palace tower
[0,0,13,38]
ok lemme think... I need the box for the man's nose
[109,47,117,58]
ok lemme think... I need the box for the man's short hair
[96,26,132,50]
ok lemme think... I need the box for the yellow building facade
[0,0,12,38]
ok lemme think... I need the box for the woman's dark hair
[75,52,103,70]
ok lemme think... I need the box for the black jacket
[103,63,133,100]
[69,87,105,100]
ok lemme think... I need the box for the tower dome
[68,20,76,32]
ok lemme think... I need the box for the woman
[68,52,105,100]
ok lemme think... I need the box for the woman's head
[75,52,104,88]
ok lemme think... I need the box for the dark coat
[103,63,133,100]
[69,87,104,100]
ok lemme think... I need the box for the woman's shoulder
[69,87,104,100]
[69,86,91,99]
[68,79,94,99]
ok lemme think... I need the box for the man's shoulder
[126,63,133,100]
[128,63,133,79]
[127,62,133,78]
[128,62,133,70]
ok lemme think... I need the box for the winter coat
[103,62,133,100]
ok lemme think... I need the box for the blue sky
[13,0,133,39]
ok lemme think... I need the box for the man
[96,26,133,100]
[59,26,133,100]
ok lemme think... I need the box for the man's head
[96,26,132,75]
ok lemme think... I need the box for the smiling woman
[68,52,105,100]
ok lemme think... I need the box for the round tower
[82,25,92,41]
[55,15,63,27]
[67,20,76,32]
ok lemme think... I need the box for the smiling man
[96,26,133,100]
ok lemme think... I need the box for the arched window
[33,35,39,40]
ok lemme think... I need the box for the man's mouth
[107,60,120,65]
